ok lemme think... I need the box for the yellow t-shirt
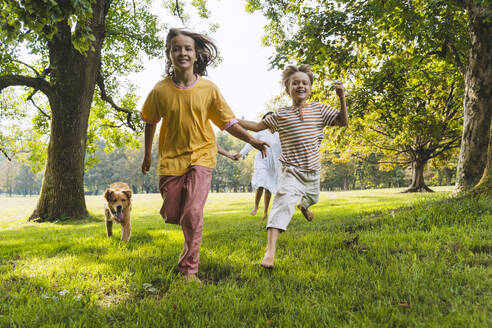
[140,76,236,176]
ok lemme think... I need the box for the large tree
[454,0,492,193]
[0,0,167,221]
[323,56,463,192]
[247,0,492,194]
[469,123,492,196]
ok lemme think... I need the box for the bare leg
[106,220,113,237]
[261,228,280,268]
[297,204,313,222]
[262,189,272,220]
[251,187,263,216]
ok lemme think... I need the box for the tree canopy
[248,0,491,194]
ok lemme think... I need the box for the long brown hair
[165,28,218,77]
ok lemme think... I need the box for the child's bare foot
[260,252,274,269]
[297,204,313,222]
[262,211,268,220]
[183,273,201,284]
[250,206,258,216]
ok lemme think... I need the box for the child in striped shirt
[239,64,348,268]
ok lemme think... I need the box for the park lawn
[0,187,491,327]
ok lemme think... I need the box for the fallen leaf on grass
[399,301,411,308]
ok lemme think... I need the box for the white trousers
[266,165,320,231]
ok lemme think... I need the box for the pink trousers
[159,166,212,275]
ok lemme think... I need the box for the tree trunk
[444,168,453,185]
[454,2,492,193]
[403,161,433,193]
[28,0,108,221]
[469,123,492,196]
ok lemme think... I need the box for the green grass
[0,187,491,327]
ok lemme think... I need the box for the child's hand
[251,138,270,158]
[231,153,242,161]
[141,154,151,174]
[334,81,345,97]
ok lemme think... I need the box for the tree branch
[175,0,186,24]
[0,147,12,161]
[11,60,41,77]
[96,71,136,130]
[449,43,465,75]
[27,91,51,119]
[0,75,53,99]
[352,153,413,166]
[450,0,467,10]
[357,137,405,154]
[368,125,393,138]
[419,50,445,64]
[426,137,461,160]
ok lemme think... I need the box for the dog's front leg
[106,220,113,237]
[121,221,131,242]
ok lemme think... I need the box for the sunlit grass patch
[0,187,490,327]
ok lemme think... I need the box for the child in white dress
[238,112,282,219]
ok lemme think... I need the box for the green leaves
[251,0,466,177]
[1,0,96,53]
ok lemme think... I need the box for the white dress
[240,130,282,194]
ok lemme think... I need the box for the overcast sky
[133,0,284,121]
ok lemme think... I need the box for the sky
[133,0,284,121]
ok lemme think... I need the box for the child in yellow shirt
[140,28,268,283]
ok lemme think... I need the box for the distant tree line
[0,132,457,196]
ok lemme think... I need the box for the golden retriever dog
[104,182,132,242]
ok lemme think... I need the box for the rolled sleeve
[239,142,253,157]
[221,118,239,131]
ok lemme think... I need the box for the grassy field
[0,187,491,327]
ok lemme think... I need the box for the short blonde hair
[281,64,314,91]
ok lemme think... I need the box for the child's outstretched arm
[217,144,240,161]
[141,122,157,174]
[332,82,348,127]
[238,119,268,132]
[226,123,269,158]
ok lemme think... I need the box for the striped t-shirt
[262,102,340,171]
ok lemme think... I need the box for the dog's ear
[123,189,132,201]
[104,189,113,202]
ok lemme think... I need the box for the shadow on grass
[2,193,491,325]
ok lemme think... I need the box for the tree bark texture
[455,2,492,193]
[444,168,454,186]
[29,0,108,221]
[403,161,433,193]
[469,123,492,196]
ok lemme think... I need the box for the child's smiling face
[169,34,197,72]
[287,71,312,105]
